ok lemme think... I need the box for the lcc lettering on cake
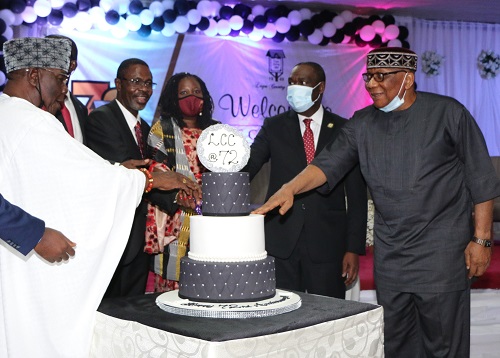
[206,132,239,165]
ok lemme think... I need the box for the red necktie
[134,121,145,158]
[60,102,74,137]
[303,119,315,164]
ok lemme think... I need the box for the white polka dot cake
[178,124,276,302]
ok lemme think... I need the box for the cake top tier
[197,124,250,173]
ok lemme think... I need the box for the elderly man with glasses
[254,47,500,357]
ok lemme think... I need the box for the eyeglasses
[121,78,157,89]
[362,70,407,83]
[41,68,70,85]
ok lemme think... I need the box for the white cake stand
[156,289,301,319]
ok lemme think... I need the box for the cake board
[156,289,301,319]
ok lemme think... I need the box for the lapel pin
[327,122,334,128]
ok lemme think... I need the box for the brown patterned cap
[3,37,71,73]
[367,47,417,71]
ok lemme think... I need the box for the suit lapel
[285,111,308,164]
[109,100,143,159]
[317,111,336,153]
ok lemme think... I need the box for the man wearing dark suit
[46,34,88,144]
[86,58,178,297]
[0,193,75,262]
[246,62,367,299]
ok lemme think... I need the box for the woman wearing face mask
[145,72,218,292]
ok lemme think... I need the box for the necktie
[134,121,145,158]
[303,118,315,164]
[60,102,74,137]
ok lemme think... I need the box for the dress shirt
[63,92,84,143]
[115,99,142,144]
[297,105,324,149]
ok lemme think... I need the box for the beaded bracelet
[139,168,154,193]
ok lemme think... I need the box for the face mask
[286,82,321,113]
[379,72,408,113]
[179,95,203,117]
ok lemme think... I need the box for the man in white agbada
[0,37,200,357]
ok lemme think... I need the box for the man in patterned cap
[254,47,500,357]
[0,37,200,357]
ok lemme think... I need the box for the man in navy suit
[86,58,180,297]
[246,62,367,299]
[0,193,75,262]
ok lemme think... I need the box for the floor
[359,289,500,358]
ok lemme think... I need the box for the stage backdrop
[54,28,372,142]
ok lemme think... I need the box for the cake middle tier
[189,214,265,262]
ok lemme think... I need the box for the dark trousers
[104,249,150,298]
[377,287,470,358]
[273,228,346,299]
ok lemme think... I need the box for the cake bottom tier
[178,256,276,303]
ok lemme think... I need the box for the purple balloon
[241,19,253,34]
[197,17,209,31]
[219,5,233,20]
[174,0,189,16]
[285,26,300,42]
[151,17,164,31]
[0,19,6,34]
[36,16,48,25]
[77,0,91,12]
[48,9,64,26]
[105,10,120,25]
[298,20,314,37]
[233,4,250,19]
[162,9,176,24]
[137,25,151,37]
[272,32,285,43]
[10,0,26,14]
[253,15,267,29]
[129,0,143,15]
[62,3,78,18]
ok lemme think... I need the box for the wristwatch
[471,236,492,248]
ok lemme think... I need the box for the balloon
[359,25,375,42]
[298,19,314,37]
[262,22,276,38]
[197,0,211,17]
[275,17,290,34]
[248,29,263,41]
[0,9,15,26]
[319,36,330,46]
[21,7,37,23]
[384,24,399,40]
[354,34,367,47]
[10,0,26,14]
[110,17,128,38]
[62,3,78,18]
[285,26,300,41]
[128,0,143,15]
[398,26,409,40]
[372,19,385,34]
[2,26,13,40]
[77,0,91,12]
[163,0,175,11]
[321,22,335,37]
[272,32,285,43]
[186,9,201,25]
[0,71,6,86]
[370,35,382,48]
[253,14,266,29]
[343,22,356,36]
[51,0,65,8]
[137,24,151,37]
[161,22,176,36]
[162,9,176,23]
[387,39,402,47]
[125,14,141,31]
[216,19,230,36]
[311,14,325,29]
[74,11,92,31]
[172,15,189,33]
[197,16,209,31]
[209,1,221,18]
[241,19,253,34]
[332,15,345,29]
[308,29,323,45]
[203,18,217,37]
[36,15,48,25]
[382,14,395,25]
[99,0,114,12]
[13,13,24,26]
[0,18,5,34]
[33,0,52,17]
[340,10,353,22]
[233,3,251,19]
[151,16,164,31]
[299,8,312,20]
[219,5,233,20]
[105,10,120,25]
[341,35,351,44]
[48,9,64,25]
[265,8,279,23]
[229,15,243,30]
[149,1,164,17]
[174,0,189,16]
[252,5,265,17]
[287,10,301,26]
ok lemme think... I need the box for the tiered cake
[178,124,276,303]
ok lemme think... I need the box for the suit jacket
[55,92,88,145]
[85,100,177,265]
[246,109,367,262]
[0,193,45,256]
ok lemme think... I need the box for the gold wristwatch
[471,236,492,248]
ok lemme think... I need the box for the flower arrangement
[421,50,444,77]
[477,50,500,79]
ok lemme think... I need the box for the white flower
[477,50,500,79]
[421,50,444,77]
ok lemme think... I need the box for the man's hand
[252,184,295,215]
[464,241,492,279]
[175,190,198,210]
[153,171,202,204]
[121,159,150,169]
[34,228,76,263]
[342,252,359,286]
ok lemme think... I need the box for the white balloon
[197,0,211,17]
[117,0,129,15]
[21,7,37,24]
[125,14,142,31]
[0,9,16,26]
[187,9,201,25]
[299,8,312,20]
[372,20,385,34]
[110,17,129,38]
[252,5,266,17]
[287,10,301,26]
[74,12,93,31]
[162,0,175,11]
[60,16,77,30]
[204,18,218,37]
[173,15,190,33]
[263,22,276,38]
[210,1,221,17]
[384,24,399,40]
[51,0,65,8]
[321,22,336,37]
[308,29,323,45]
[359,25,375,42]
[2,26,14,40]
[89,6,105,23]
[248,29,263,41]
[275,17,291,33]
[98,0,114,12]
[149,1,164,17]
[33,0,52,17]
[340,10,353,22]
[387,39,402,47]
[229,15,243,30]
[161,23,176,36]
[0,71,6,87]
[216,19,231,36]
[332,16,345,29]
[140,9,154,25]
